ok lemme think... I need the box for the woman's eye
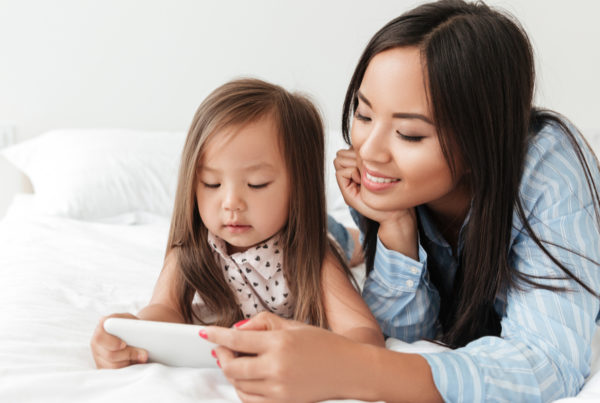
[202,182,220,189]
[355,112,371,122]
[248,183,270,189]
[397,131,424,142]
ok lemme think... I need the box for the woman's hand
[90,313,148,369]
[205,312,377,403]
[334,147,387,222]
[334,147,419,260]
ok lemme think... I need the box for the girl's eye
[248,183,270,189]
[355,112,371,122]
[397,131,424,142]
[202,182,220,189]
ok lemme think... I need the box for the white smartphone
[103,318,218,368]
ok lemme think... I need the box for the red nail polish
[211,349,217,358]
[216,359,221,368]
[234,319,249,328]
[199,329,208,339]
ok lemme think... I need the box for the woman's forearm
[340,326,385,347]
[345,344,443,402]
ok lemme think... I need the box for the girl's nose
[358,124,389,163]
[223,188,246,212]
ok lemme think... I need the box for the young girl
[90,78,384,368]
[205,2,600,402]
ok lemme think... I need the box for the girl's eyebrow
[357,90,434,125]
[200,162,276,172]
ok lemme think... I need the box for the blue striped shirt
[332,121,600,402]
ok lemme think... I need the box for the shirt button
[406,279,414,288]
[410,266,419,274]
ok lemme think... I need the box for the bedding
[1,195,599,402]
[0,194,420,403]
[1,129,185,220]
[1,128,600,402]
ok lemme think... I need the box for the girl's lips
[361,169,400,191]
[225,224,252,234]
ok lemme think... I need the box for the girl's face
[351,46,467,216]
[196,115,290,254]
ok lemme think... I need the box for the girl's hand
[206,312,375,403]
[90,313,148,369]
[334,147,419,260]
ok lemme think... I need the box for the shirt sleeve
[421,124,600,401]
[327,214,354,261]
[362,234,441,341]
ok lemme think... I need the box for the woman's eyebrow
[357,91,372,108]
[392,112,433,125]
[357,90,433,125]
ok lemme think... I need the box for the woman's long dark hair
[342,0,600,348]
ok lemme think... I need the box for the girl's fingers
[235,388,275,403]
[94,318,127,352]
[95,342,148,365]
[94,353,133,369]
[91,313,146,368]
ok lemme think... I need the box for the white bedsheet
[1,194,598,402]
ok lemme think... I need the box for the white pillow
[2,129,186,220]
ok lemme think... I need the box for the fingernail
[211,349,217,358]
[234,319,249,328]
[120,341,126,349]
[138,351,147,362]
[216,360,221,368]
[199,329,208,339]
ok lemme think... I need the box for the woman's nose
[357,124,389,163]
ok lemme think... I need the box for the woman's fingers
[217,350,268,380]
[207,326,271,355]
[234,311,301,332]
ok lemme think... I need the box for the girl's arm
[207,312,443,403]
[136,249,185,323]
[90,249,184,368]
[321,251,384,346]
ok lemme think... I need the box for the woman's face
[351,46,467,216]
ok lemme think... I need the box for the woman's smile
[361,168,401,191]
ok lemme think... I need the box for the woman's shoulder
[522,115,597,189]
[526,114,585,161]
[517,113,599,220]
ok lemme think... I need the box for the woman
[204,1,600,401]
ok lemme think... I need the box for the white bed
[1,129,599,402]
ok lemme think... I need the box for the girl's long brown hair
[167,78,350,328]
[342,0,600,348]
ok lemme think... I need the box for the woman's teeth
[366,172,399,183]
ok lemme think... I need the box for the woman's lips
[361,169,400,191]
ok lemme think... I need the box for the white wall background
[1,0,599,217]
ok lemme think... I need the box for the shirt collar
[207,232,283,279]
[416,204,472,255]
